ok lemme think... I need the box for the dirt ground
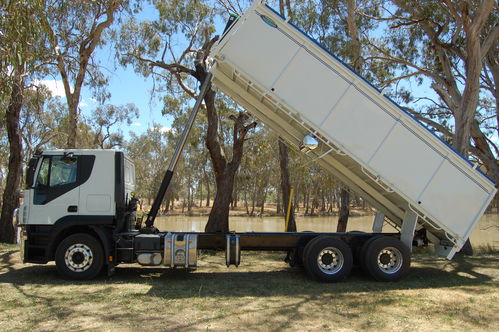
[0,244,498,331]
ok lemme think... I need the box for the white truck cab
[18,150,135,276]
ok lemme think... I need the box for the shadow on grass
[1,249,497,298]
[1,250,498,331]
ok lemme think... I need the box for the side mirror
[25,157,39,188]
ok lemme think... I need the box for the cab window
[34,155,79,205]
[49,156,77,186]
[35,156,77,188]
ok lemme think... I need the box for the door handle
[67,205,78,213]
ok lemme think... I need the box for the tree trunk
[201,69,256,231]
[233,187,238,208]
[259,187,267,216]
[66,97,79,148]
[250,183,256,216]
[205,172,210,207]
[0,74,24,243]
[320,189,326,213]
[471,120,499,185]
[206,167,237,232]
[337,187,350,232]
[276,189,281,215]
[244,190,249,215]
[279,141,296,231]
[199,181,203,207]
[305,192,310,215]
[452,7,486,155]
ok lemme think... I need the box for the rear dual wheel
[361,236,410,282]
[303,236,353,282]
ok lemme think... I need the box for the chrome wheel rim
[317,247,344,274]
[65,243,93,272]
[377,246,403,274]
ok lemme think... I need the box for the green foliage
[0,0,49,75]
[89,103,139,148]
[126,124,180,206]
[20,85,66,161]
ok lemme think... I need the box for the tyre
[55,233,104,280]
[358,235,382,272]
[303,236,353,282]
[285,247,304,268]
[301,235,324,267]
[363,236,410,282]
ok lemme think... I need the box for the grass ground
[0,243,498,332]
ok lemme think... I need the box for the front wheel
[55,233,104,280]
[303,236,353,282]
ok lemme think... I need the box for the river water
[155,213,499,248]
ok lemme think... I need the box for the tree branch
[481,25,498,58]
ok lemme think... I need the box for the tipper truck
[17,1,497,282]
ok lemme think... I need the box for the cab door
[29,155,80,225]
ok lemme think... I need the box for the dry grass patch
[0,243,498,331]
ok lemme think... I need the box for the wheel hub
[65,243,93,272]
[317,247,344,275]
[321,253,334,265]
[377,247,403,274]
[379,252,391,265]
[72,252,85,265]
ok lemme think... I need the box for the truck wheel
[55,233,104,280]
[301,235,324,265]
[285,246,304,268]
[303,237,353,282]
[358,235,382,272]
[363,236,410,282]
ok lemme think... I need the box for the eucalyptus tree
[238,127,276,216]
[0,111,7,211]
[44,0,128,148]
[89,103,139,149]
[126,125,179,209]
[0,0,54,243]
[20,86,66,164]
[118,0,256,232]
